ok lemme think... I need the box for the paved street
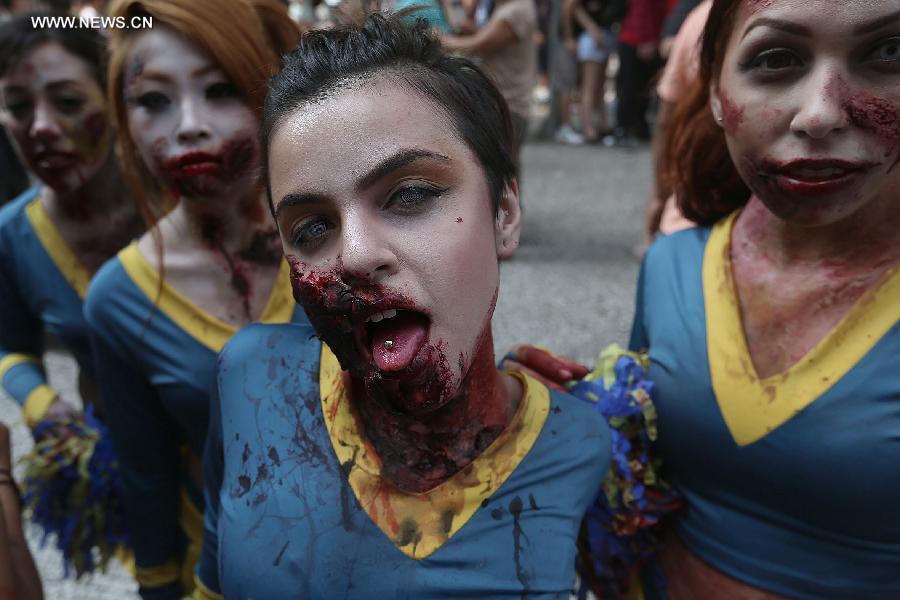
[0,138,652,598]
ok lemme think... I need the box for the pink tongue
[371,312,428,372]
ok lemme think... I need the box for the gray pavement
[0,138,651,598]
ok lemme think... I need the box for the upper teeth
[366,309,398,323]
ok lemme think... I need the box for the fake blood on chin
[154,136,257,197]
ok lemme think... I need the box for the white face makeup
[1,41,111,194]
[122,26,260,200]
[711,0,900,225]
[268,79,520,414]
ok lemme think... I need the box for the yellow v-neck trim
[704,211,900,446]
[24,197,91,299]
[319,344,549,560]
[118,242,295,353]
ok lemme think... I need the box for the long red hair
[661,0,750,225]
[106,0,300,228]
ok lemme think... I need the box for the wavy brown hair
[106,0,300,229]
[661,0,750,225]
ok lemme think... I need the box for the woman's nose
[175,96,211,145]
[29,99,62,143]
[790,70,850,140]
[338,214,399,285]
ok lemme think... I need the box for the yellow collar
[25,196,91,298]
[704,211,900,446]
[319,344,549,559]
[118,242,295,352]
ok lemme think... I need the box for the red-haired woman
[84,2,303,598]
[516,0,900,596]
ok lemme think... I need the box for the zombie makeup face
[711,0,900,225]
[122,26,259,200]
[268,79,521,416]
[0,42,111,194]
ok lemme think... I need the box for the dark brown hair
[662,0,751,225]
[262,13,516,217]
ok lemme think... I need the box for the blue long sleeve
[0,200,55,426]
[85,284,183,600]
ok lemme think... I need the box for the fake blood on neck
[287,256,515,493]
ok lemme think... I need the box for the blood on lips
[286,255,455,413]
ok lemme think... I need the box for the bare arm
[562,0,578,44]
[0,425,42,600]
[439,16,518,54]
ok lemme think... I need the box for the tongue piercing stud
[383,340,394,350]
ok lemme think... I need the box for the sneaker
[555,124,585,145]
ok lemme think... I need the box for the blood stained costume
[630,212,900,598]
[195,321,612,599]
[0,187,93,426]
[84,243,307,598]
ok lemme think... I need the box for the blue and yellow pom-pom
[569,344,682,597]
[19,405,128,578]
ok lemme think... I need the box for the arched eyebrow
[742,9,900,41]
[853,9,900,36]
[273,148,451,219]
[741,18,811,41]
[355,148,450,192]
[274,192,330,220]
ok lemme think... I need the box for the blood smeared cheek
[66,109,110,163]
[286,255,371,376]
[719,92,745,136]
[844,94,900,159]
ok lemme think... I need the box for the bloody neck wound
[288,256,518,494]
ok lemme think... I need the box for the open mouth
[359,308,431,375]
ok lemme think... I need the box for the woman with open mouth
[194,14,618,599]
[514,0,900,597]
[83,1,305,597]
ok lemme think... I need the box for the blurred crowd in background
[1,0,705,206]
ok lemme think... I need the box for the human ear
[709,81,725,128]
[495,180,521,260]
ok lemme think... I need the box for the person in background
[571,0,626,142]
[606,0,671,145]
[643,0,708,244]
[393,0,453,31]
[553,0,584,144]
[657,0,699,57]
[0,13,142,430]
[85,1,303,597]
[438,0,537,166]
